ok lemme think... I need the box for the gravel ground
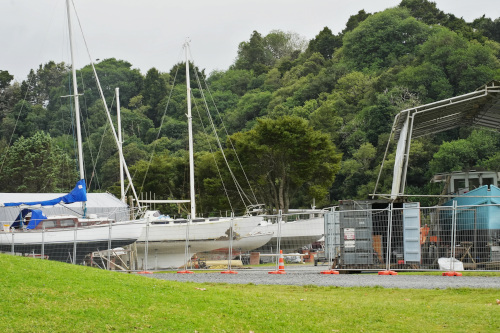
[143,266,500,289]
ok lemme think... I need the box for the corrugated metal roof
[394,81,500,140]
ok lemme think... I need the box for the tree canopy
[1,0,500,213]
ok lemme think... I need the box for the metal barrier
[323,202,500,272]
[6,202,498,273]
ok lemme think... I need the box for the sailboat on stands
[251,208,326,254]
[0,0,142,264]
[134,41,264,270]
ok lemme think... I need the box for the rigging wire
[188,48,259,205]
[188,48,257,208]
[139,64,180,194]
[78,69,102,191]
[71,0,143,213]
[191,90,234,212]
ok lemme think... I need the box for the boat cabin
[6,209,113,231]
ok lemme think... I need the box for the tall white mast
[185,40,196,219]
[116,87,125,202]
[66,0,86,216]
[66,0,84,181]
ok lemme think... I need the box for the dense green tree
[142,68,168,126]
[472,16,500,43]
[225,90,272,132]
[78,58,143,109]
[418,27,500,94]
[228,116,341,212]
[20,61,68,106]
[0,70,14,89]
[429,130,500,174]
[307,27,341,60]
[264,30,307,60]
[343,7,431,70]
[233,31,272,74]
[342,10,372,34]
[0,80,21,129]
[400,0,446,25]
[0,131,76,192]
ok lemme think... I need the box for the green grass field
[1,253,499,332]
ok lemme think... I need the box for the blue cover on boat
[10,209,47,229]
[3,179,87,207]
[26,209,48,229]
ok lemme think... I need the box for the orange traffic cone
[269,250,286,274]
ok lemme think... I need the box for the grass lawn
[1,253,499,332]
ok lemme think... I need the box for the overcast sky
[3,0,499,82]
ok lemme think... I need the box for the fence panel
[324,202,500,272]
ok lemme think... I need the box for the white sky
[2,0,499,82]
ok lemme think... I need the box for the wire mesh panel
[324,201,500,272]
[0,213,143,270]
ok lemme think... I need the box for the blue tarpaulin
[2,179,87,207]
[10,209,48,229]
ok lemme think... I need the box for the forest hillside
[1,0,500,215]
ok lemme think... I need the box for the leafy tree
[342,10,372,34]
[307,27,341,60]
[400,0,446,25]
[0,70,14,89]
[233,31,272,74]
[208,69,255,96]
[225,90,272,132]
[0,80,21,129]
[418,27,500,94]
[119,107,154,142]
[472,16,500,43]
[343,7,431,70]
[336,142,377,198]
[130,151,190,215]
[429,130,499,174]
[0,131,76,192]
[264,30,307,60]
[142,68,167,126]
[228,116,341,212]
[401,0,484,42]
[78,58,143,110]
[396,62,453,102]
[359,94,398,145]
[20,61,68,106]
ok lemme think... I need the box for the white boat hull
[252,216,324,253]
[135,215,263,269]
[199,232,274,260]
[0,220,144,263]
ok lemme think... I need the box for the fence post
[145,217,150,270]
[277,209,282,268]
[107,221,112,270]
[73,223,77,265]
[451,200,457,271]
[385,203,394,271]
[177,214,194,274]
[222,212,238,274]
[41,225,45,260]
